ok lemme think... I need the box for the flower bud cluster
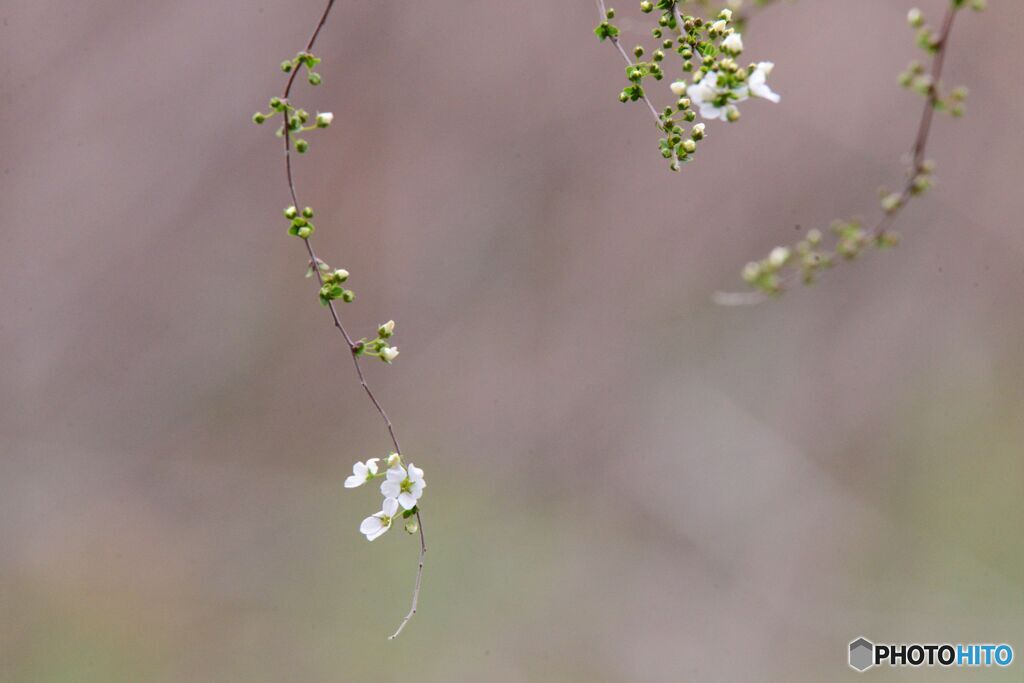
[318,267,355,306]
[899,5,980,117]
[597,3,778,169]
[284,204,317,239]
[742,217,895,295]
[252,53,333,154]
[281,51,323,86]
[727,0,982,300]
[354,320,400,364]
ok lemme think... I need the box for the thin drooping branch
[278,0,425,638]
[889,2,958,234]
[596,0,662,123]
[715,3,961,306]
[388,515,426,640]
[671,6,704,65]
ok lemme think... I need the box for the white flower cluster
[669,26,779,123]
[345,453,426,541]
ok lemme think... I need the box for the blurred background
[2,0,1023,680]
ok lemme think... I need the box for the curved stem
[277,0,426,638]
[595,0,663,124]
[715,3,962,305]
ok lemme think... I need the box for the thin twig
[388,511,425,640]
[277,0,426,637]
[714,3,961,306]
[596,0,663,124]
[672,5,704,66]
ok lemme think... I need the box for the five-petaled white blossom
[360,496,399,541]
[344,458,379,488]
[381,463,426,510]
[685,72,741,121]
[748,62,780,103]
[682,61,780,121]
[721,32,744,54]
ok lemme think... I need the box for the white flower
[378,320,395,337]
[360,497,399,541]
[381,346,399,363]
[344,458,379,488]
[722,32,744,54]
[316,112,334,127]
[386,452,401,468]
[380,463,426,510]
[719,9,733,21]
[687,71,748,121]
[710,19,728,33]
[768,246,790,268]
[669,80,687,97]
[748,62,780,103]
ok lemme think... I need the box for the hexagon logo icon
[849,637,875,672]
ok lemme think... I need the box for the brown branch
[276,0,426,638]
[893,2,958,231]
[388,512,425,640]
[715,3,961,306]
[596,0,664,126]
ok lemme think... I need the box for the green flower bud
[302,206,314,218]
[284,206,298,219]
[881,193,903,213]
[295,139,309,153]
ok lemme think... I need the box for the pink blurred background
[2,0,1023,680]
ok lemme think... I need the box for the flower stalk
[253,0,426,639]
[716,0,982,304]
